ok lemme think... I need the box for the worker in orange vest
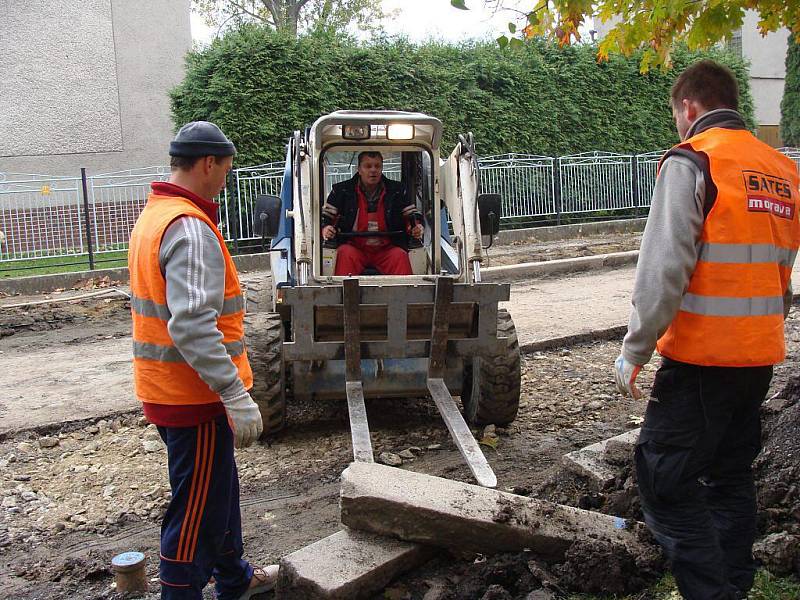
[614,60,800,600]
[128,122,276,599]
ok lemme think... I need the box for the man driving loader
[321,151,424,275]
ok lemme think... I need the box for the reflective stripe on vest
[697,242,797,267]
[133,340,246,362]
[656,128,800,367]
[130,293,245,320]
[128,193,253,405]
[680,293,785,317]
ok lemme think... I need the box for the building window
[728,29,743,57]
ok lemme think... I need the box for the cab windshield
[318,149,434,277]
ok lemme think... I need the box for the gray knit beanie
[169,121,237,157]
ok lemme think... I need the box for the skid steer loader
[253,111,520,487]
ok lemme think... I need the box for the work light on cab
[387,124,414,140]
[342,124,370,140]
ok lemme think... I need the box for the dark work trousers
[636,358,773,600]
[157,414,253,600]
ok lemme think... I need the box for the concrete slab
[340,462,648,562]
[277,528,432,599]
[496,219,647,244]
[483,251,639,282]
[604,429,640,465]
[0,336,136,437]
[562,429,640,489]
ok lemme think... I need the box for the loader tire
[247,312,287,437]
[461,309,521,426]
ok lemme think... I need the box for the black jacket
[321,174,419,250]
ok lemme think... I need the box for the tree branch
[228,0,270,23]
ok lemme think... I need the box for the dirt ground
[0,232,652,437]
[1,231,798,599]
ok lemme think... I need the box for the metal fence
[480,154,556,220]
[231,163,284,244]
[232,158,404,242]
[779,147,800,173]
[87,167,172,258]
[3,146,800,268]
[0,172,84,263]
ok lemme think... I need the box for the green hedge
[781,36,800,147]
[170,28,754,166]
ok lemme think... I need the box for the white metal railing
[635,150,667,209]
[233,162,285,242]
[0,172,84,262]
[87,167,171,258]
[480,154,557,220]
[778,147,800,173]
[559,152,635,214]
[2,146,798,267]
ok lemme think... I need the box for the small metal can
[111,551,148,595]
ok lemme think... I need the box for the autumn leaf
[479,435,499,449]
[504,0,798,72]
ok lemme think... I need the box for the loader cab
[308,111,456,282]
[319,149,435,276]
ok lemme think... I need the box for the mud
[757,380,800,535]
[753,376,800,577]
[553,537,663,595]
[385,532,665,599]
[386,553,544,600]
[0,296,129,338]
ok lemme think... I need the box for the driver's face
[358,156,383,187]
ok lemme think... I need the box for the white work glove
[220,385,263,448]
[614,354,643,400]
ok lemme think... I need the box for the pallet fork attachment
[343,278,374,464]
[342,277,497,488]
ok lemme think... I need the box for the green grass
[566,570,800,599]
[0,251,128,278]
[750,570,800,599]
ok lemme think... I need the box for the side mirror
[477,193,501,236]
[254,194,281,240]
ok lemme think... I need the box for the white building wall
[593,10,789,143]
[741,10,789,127]
[0,0,191,176]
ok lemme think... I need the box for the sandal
[237,565,279,599]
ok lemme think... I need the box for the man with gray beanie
[129,121,277,599]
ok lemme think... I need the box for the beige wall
[593,10,789,130]
[742,10,789,128]
[0,0,191,176]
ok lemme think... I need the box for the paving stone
[562,428,640,489]
[604,429,640,465]
[277,528,433,599]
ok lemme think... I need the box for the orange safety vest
[656,128,800,367]
[128,193,253,406]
